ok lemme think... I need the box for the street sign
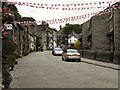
[7,24,12,30]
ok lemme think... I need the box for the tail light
[67,54,71,56]
[78,55,80,56]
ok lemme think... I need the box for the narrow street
[10,51,118,88]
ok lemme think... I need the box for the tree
[73,40,81,50]
[62,23,82,34]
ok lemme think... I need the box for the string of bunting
[1,0,119,12]
[3,0,119,11]
[14,5,120,25]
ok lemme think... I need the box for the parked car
[62,48,81,62]
[52,47,63,56]
[40,46,43,52]
[47,46,53,50]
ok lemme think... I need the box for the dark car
[40,46,43,52]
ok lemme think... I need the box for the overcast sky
[7,0,118,31]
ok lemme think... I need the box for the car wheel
[62,56,64,60]
[77,59,81,62]
[64,58,67,62]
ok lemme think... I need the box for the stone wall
[113,8,120,63]
[79,50,118,64]
[92,14,110,51]
[81,2,120,64]
[82,20,91,48]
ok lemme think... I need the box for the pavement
[81,58,120,70]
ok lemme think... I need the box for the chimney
[60,25,62,30]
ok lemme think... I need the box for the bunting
[3,0,119,11]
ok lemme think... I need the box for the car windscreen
[67,50,78,53]
[55,48,62,51]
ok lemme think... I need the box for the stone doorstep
[82,58,119,70]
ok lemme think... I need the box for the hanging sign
[6,24,12,30]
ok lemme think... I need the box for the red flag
[81,3,84,6]
[23,2,25,5]
[90,3,92,5]
[87,7,89,10]
[106,1,109,3]
[102,1,105,3]
[15,2,17,5]
[99,2,101,5]
[41,4,43,6]
[18,2,22,5]
[110,1,113,3]
[79,16,81,19]
[82,15,84,18]
[85,3,88,5]
[94,2,97,5]
[67,4,69,7]
[76,16,78,19]
[51,4,53,7]
[62,4,65,7]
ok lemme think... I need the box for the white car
[52,48,63,56]
[62,49,81,62]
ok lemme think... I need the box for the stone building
[36,22,57,50]
[82,2,120,64]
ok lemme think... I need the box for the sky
[7,0,118,31]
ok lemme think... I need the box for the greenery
[2,70,12,86]
[73,40,81,50]
[2,34,17,58]
[7,4,23,22]
[23,50,30,56]
[2,33,17,88]
[62,23,82,34]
